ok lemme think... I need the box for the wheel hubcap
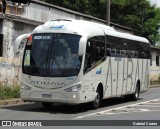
[135,88,139,98]
[94,93,100,107]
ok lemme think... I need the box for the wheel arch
[137,79,140,92]
[96,82,104,99]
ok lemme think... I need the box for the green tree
[110,0,160,45]
[40,0,160,45]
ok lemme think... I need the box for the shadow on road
[0,97,143,114]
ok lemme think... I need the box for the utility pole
[106,0,110,26]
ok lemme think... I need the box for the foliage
[110,0,160,45]
[150,75,160,86]
[0,85,20,100]
[40,0,160,45]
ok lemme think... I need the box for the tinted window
[84,36,105,73]
[106,35,150,59]
[23,33,82,77]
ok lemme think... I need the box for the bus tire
[130,83,140,101]
[90,88,101,109]
[42,102,53,109]
[124,82,140,101]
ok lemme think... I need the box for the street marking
[140,109,150,111]
[97,110,160,116]
[74,98,160,119]
[144,103,160,105]
[119,108,150,111]
[136,105,160,107]
[104,113,115,115]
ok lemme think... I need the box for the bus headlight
[64,84,81,92]
[21,82,31,90]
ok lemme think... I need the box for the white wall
[0,20,35,85]
[150,48,160,81]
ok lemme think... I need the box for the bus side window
[134,51,138,58]
[106,48,111,56]
[84,41,92,73]
[129,51,134,58]
[111,49,116,57]
[141,52,145,59]
[120,50,126,57]
[84,36,105,74]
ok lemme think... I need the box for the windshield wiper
[50,56,66,76]
[39,56,49,68]
[38,45,51,68]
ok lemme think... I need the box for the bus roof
[32,19,149,44]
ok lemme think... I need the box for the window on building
[150,55,152,66]
[156,55,159,66]
[0,34,3,57]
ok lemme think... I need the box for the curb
[0,99,25,106]
[149,85,160,88]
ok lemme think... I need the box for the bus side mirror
[13,34,30,54]
[78,46,85,56]
[78,37,86,56]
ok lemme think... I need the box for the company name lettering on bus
[30,81,66,86]
[34,36,50,40]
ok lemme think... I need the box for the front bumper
[20,90,81,104]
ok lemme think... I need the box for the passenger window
[111,49,116,56]
[105,35,150,59]
[84,36,105,74]
[129,51,134,58]
[141,52,145,58]
[106,48,111,56]
[120,50,126,57]
[134,51,138,58]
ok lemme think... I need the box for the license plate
[42,94,52,98]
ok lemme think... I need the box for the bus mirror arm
[78,38,86,56]
[13,34,31,54]
[78,48,85,56]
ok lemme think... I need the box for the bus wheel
[90,89,101,109]
[42,102,53,109]
[130,83,140,101]
[125,83,140,101]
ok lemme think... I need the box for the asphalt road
[0,87,160,129]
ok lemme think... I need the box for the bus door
[83,36,106,99]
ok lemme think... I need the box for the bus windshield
[22,33,82,77]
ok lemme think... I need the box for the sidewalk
[149,85,160,88]
[0,99,25,106]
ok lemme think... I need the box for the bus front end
[20,33,84,104]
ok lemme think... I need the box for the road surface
[0,87,160,129]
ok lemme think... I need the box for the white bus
[14,19,150,109]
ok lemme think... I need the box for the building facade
[150,47,160,84]
[0,0,148,85]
